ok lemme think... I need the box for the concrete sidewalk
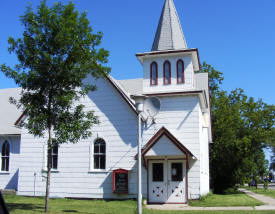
[146,189,275,211]
[239,188,275,205]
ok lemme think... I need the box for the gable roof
[151,0,188,51]
[0,88,22,135]
[117,78,143,96]
[13,75,139,128]
[106,76,138,114]
[141,127,194,158]
[7,74,211,138]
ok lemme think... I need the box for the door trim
[147,158,188,204]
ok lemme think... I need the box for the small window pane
[52,156,58,169]
[2,142,9,156]
[50,145,58,170]
[164,62,171,84]
[1,142,10,171]
[53,145,58,154]
[177,61,184,83]
[151,63,157,85]
[152,163,163,182]
[94,155,100,169]
[100,143,106,154]
[94,144,99,153]
[1,158,8,171]
[171,163,183,181]
[100,155,106,169]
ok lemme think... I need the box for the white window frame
[43,142,59,172]
[0,140,10,173]
[89,138,108,172]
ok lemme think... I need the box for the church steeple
[151,0,188,51]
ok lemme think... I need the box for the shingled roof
[0,88,21,135]
[151,0,188,51]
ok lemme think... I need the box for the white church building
[0,0,211,204]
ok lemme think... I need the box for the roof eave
[136,48,200,70]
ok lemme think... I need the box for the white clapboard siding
[142,94,202,199]
[17,76,140,199]
[15,62,209,200]
[0,136,21,190]
[142,54,195,94]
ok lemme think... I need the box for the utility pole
[137,110,142,214]
[131,95,147,214]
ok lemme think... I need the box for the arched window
[177,60,184,84]
[163,60,171,85]
[150,62,158,85]
[94,139,106,170]
[1,141,10,171]
[50,144,58,170]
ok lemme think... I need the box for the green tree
[1,1,110,212]
[198,62,275,193]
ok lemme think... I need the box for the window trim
[43,143,59,172]
[50,144,58,170]
[90,138,107,172]
[163,60,171,85]
[177,59,185,84]
[150,62,158,86]
[1,140,10,172]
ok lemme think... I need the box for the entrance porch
[141,127,195,204]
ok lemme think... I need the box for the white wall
[199,107,210,196]
[142,95,201,199]
[0,135,20,190]
[145,135,186,157]
[17,76,144,199]
[16,75,209,200]
[142,53,195,94]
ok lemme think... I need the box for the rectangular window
[177,60,184,84]
[1,141,10,172]
[151,62,158,85]
[163,61,171,85]
[1,157,9,172]
[94,139,106,170]
[50,145,58,170]
[152,163,164,182]
[171,163,183,181]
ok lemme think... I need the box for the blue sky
[0,0,274,106]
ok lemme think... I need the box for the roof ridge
[151,0,188,51]
[168,0,174,50]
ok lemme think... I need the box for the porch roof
[141,127,194,158]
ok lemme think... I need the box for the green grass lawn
[188,192,264,207]
[3,194,272,214]
[244,186,275,199]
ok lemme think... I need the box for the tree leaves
[198,62,275,193]
[1,1,110,145]
[1,1,110,211]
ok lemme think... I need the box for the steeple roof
[151,0,188,51]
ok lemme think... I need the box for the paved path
[146,189,275,211]
[239,188,275,210]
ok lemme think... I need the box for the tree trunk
[45,127,52,212]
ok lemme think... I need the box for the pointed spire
[151,0,188,51]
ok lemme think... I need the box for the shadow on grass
[63,210,97,214]
[7,203,43,212]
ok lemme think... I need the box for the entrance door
[148,160,167,203]
[167,160,186,203]
[148,159,186,203]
